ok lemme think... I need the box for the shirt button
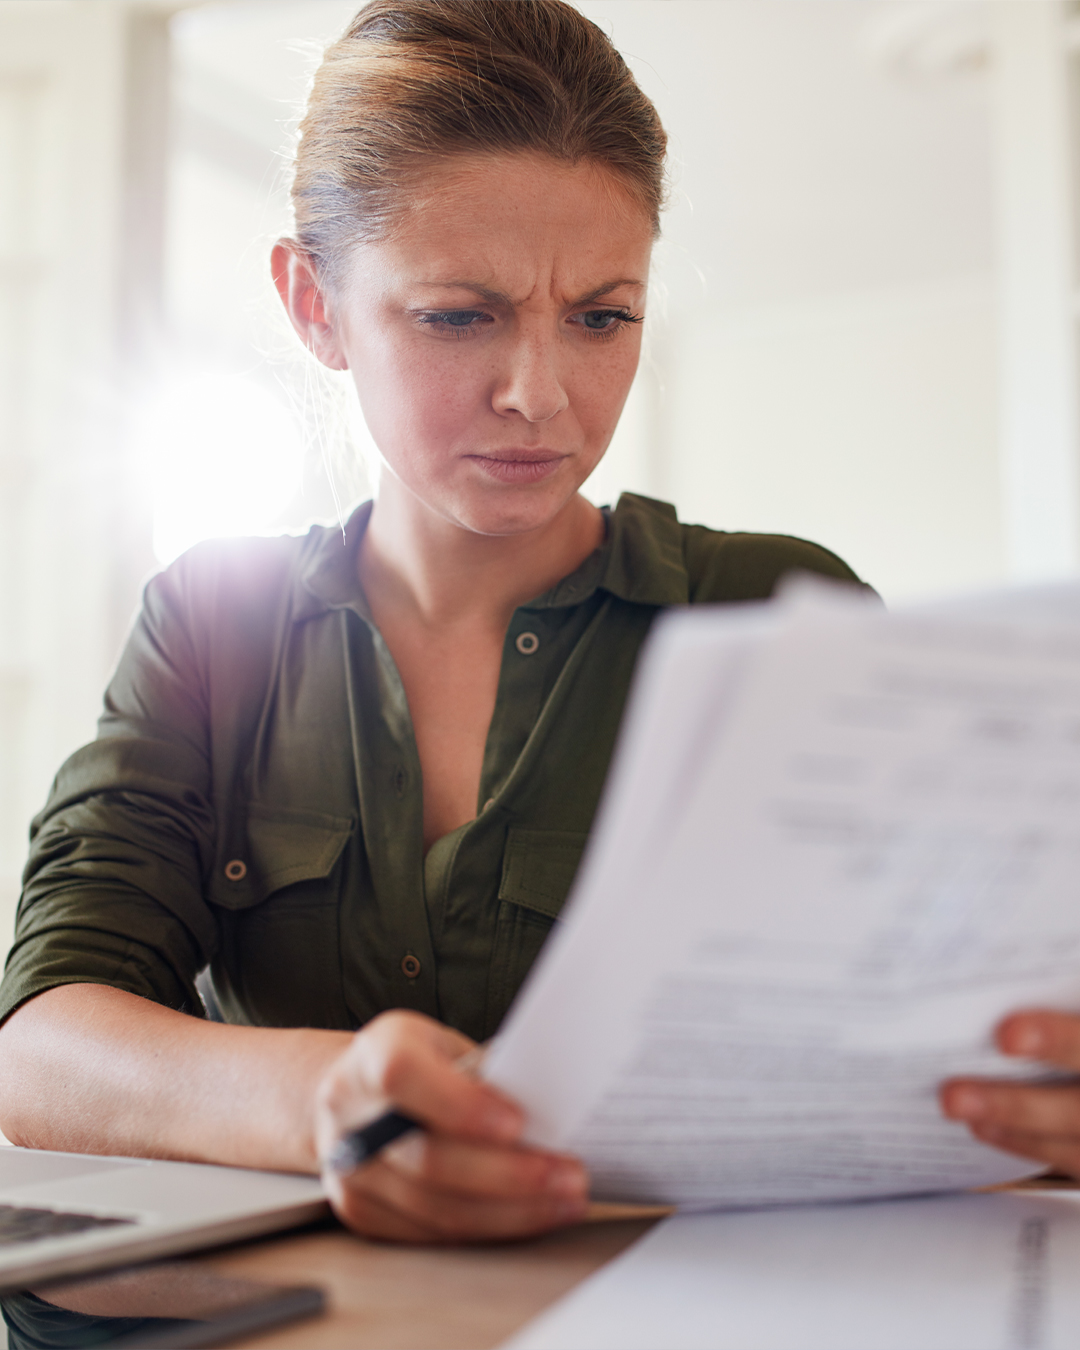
[224,859,247,882]
[401,953,421,979]
[516,631,540,655]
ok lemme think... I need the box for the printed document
[506,1191,1080,1350]
[485,579,1080,1206]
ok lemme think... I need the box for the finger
[380,1131,588,1204]
[942,1079,1080,1136]
[325,1181,450,1244]
[333,1181,578,1244]
[321,1011,522,1145]
[367,1009,475,1064]
[966,1122,1080,1179]
[997,1011,1080,1072]
[337,1155,587,1242]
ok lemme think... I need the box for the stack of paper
[506,1191,1080,1350]
[485,577,1080,1207]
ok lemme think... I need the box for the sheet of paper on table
[505,1190,1080,1350]
[484,576,1080,1207]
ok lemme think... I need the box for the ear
[271,240,349,371]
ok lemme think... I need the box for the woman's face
[321,153,653,537]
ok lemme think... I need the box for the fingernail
[546,1165,587,1199]
[946,1087,986,1121]
[384,1132,425,1176]
[1007,1023,1045,1056]
[481,1105,521,1141]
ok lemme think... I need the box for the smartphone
[2,1259,325,1349]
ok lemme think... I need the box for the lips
[464,449,567,485]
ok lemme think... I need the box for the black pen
[327,1044,488,1174]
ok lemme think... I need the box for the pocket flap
[215,804,353,909]
[498,828,588,921]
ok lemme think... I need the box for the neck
[359,479,604,630]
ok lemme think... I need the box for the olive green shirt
[2,494,865,1042]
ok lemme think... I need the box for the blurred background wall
[0,0,1078,949]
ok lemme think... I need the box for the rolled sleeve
[1,561,221,1023]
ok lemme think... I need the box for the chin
[448,484,581,537]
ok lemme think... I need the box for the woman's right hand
[313,1010,589,1242]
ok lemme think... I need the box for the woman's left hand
[941,1009,1080,1176]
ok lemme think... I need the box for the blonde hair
[292,0,667,285]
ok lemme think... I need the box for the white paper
[505,1191,1080,1350]
[485,580,1080,1206]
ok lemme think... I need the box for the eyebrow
[420,278,645,306]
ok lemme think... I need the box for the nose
[491,328,569,423]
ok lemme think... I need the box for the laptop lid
[0,1147,327,1291]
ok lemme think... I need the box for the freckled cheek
[358,345,494,472]
[409,359,493,457]
[572,350,639,453]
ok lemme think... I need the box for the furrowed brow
[422,281,513,305]
[572,279,645,306]
[418,279,644,306]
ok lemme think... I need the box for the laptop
[0,1145,327,1291]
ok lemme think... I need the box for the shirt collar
[525,492,689,610]
[291,491,689,623]
[291,500,373,624]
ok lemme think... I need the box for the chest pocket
[210,804,353,911]
[484,827,587,1038]
[208,804,355,1029]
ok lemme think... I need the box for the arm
[942,1009,1080,1175]
[0,986,588,1242]
[0,984,347,1170]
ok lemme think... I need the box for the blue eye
[416,309,492,337]
[575,308,643,336]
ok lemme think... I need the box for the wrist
[284,1028,354,1173]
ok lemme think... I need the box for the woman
[0,0,1072,1244]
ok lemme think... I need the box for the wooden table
[195,1177,1077,1348]
[198,1206,666,1349]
